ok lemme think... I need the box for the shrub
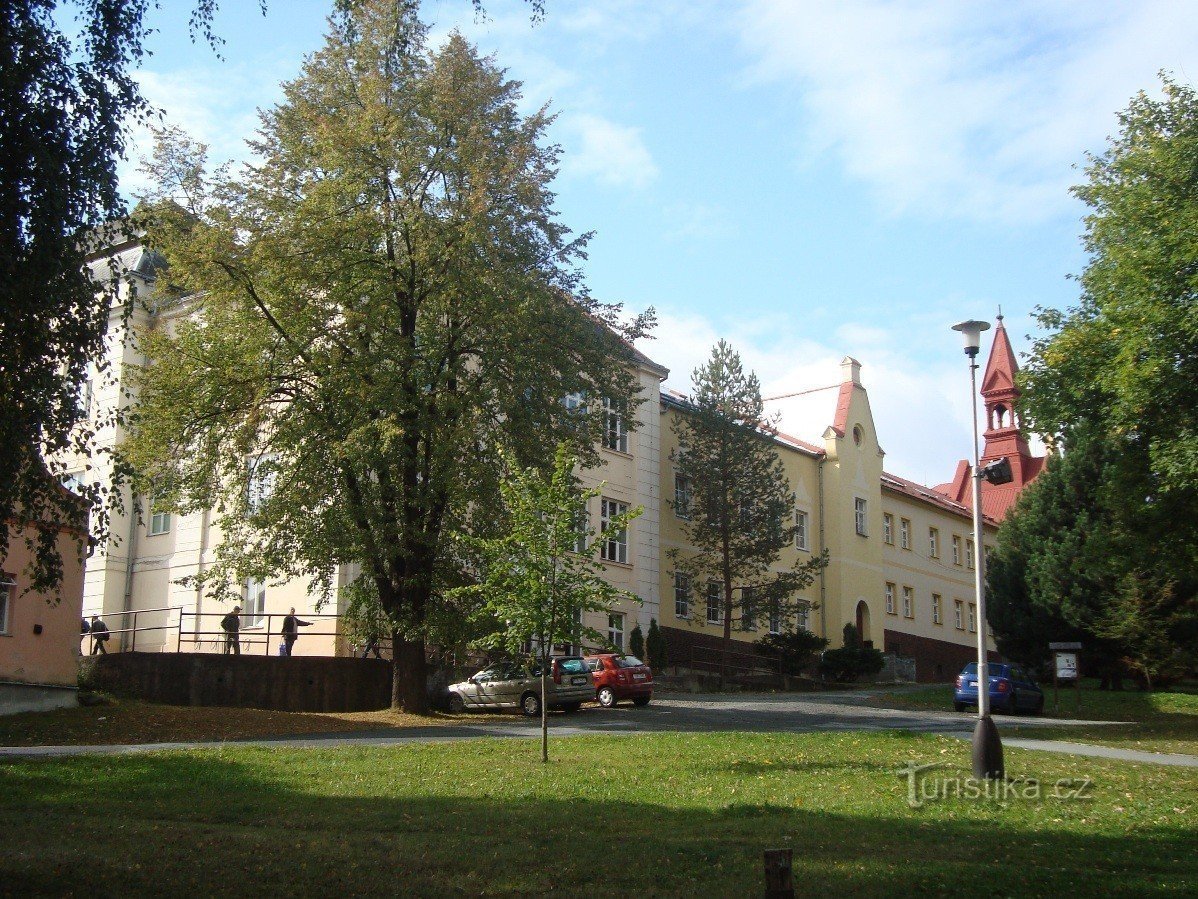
[645,618,667,671]
[629,622,645,660]
[756,629,829,676]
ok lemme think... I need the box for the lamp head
[951,319,991,358]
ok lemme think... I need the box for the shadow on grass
[0,747,1194,896]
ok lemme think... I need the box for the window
[0,575,13,634]
[769,602,782,635]
[61,471,86,495]
[899,518,911,550]
[795,510,809,551]
[885,582,896,615]
[966,539,974,569]
[674,573,691,619]
[968,603,977,633]
[572,507,589,554]
[741,587,756,631]
[954,599,964,630]
[148,504,171,537]
[602,397,628,453]
[797,604,809,631]
[854,497,868,536]
[563,391,586,414]
[883,513,894,545]
[247,453,278,513]
[928,527,939,558]
[600,498,629,564]
[607,613,625,651]
[244,577,266,626]
[674,474,692,520]
[706,582,722,623]
[952,535,962,566]
[932,593,942,625]
[902,586,914,619]
[78,378,93,419]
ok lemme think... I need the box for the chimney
[840,356,862,386]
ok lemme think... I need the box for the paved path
[2,691,1193,767]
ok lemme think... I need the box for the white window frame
[797,604,809,632]
[954,600,964,630]
[148,506,171,537]
[602,397,628,454]
[902,586,914,619]
[247,452,279,513]
[563,391,586,414]
[674,473,692,520]
[882,513,894,545]
[244,577,267,627]
[706,581,722,624]
[932,593,942,625]
[899,518,910,550]
[769,602,782,635]
[854,497,868,536]
[885,583,896,615]
[952,535,962,566]
[966,539,974,569]
[795,509,809,551]
[968,603,977,633]
[600,498,629,564]
[572,507,589,554]
[929,527,939,558]
[0,575,13,635]
[674,572,690,619]
[607,612,625,651]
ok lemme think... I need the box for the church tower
[935,314,1045,520]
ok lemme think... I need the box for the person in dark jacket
[88,615,109,655]
[220,606,241,655]
[81,617,90,653]
[279,608,312,656]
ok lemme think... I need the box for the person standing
[88,615,109,655]
[220,606,241,655]
[279,607,312,657]
[81,617,90,653]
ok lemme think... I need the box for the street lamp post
[951,319,1005,780]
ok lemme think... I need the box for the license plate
[633,673,646,680]
[968,681,977,688]
[571,676,588,686]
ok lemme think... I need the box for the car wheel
[447,692,466,714]
[953,702,967,713]
[597,686,617,708]
[521,692,542,717]
[561,701,582,714]
[632,695,650,707]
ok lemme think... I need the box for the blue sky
[118,0,1198,486]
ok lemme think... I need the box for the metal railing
[684,643,784,678]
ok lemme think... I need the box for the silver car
[447,657,594,716]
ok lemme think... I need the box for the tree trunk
[541,663,549,763]
[391,632,429,714]
[720,578,733,689]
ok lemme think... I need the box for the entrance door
[856,601,872,645]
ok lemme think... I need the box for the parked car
[585,653,653,707]
[446,657,594,716]
[954,662,1044,714]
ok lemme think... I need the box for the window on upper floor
[929,527,939,558]
[608,612,625,651]
[795,509,809,551]
[952,535,962,566]
[854,498,868,536]
[602,397,628,453]
[600,498,629,564]
[706,581,722,624]
[247,453,278,514]
[954,600,964,630]
[149,508,171,536]
[797,603,810,631]
[885,582,896,615]
[674,473,692,520]
[883,513,894,545]
[932,594,942,625]
[966,539,975,569]
[572,507,589,554]
[899,518,911,550]
[674,572,691,619]
[769,601,783,635]
[902,586,914,619]
[968,603,977,633]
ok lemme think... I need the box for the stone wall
[882,628,1001,683]
[83,652,392,712]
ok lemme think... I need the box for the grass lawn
[0,699,512,747]
[870,680,1198,756]
[1,732,1194,896]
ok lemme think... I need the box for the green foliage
[819,643,885,682]
[645,617,667,671]
[756,629,829,676]
[668,340,826,680]
[123,1,651,711]
[628,623,645,659]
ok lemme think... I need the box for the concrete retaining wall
[83,652,392,712]
[0,681,79,716]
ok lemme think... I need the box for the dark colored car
[447,657,594,716]
[954,662,1044,714]
[585,653,653,707]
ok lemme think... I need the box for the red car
[585,653,653,707]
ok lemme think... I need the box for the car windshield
[615,655,645,668]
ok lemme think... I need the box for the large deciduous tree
[668,340,825,685]
[124,0,652,712]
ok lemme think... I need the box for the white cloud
[662,202,736,242]
[736,0,1198,223]
[564,113,660,189]
[638,305,1005,487]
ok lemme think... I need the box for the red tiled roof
[828,381,854,438]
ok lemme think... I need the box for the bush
[819,644,886,683]
[756,629,829,676]
[629,623,645,660]
[646,618,667,671]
